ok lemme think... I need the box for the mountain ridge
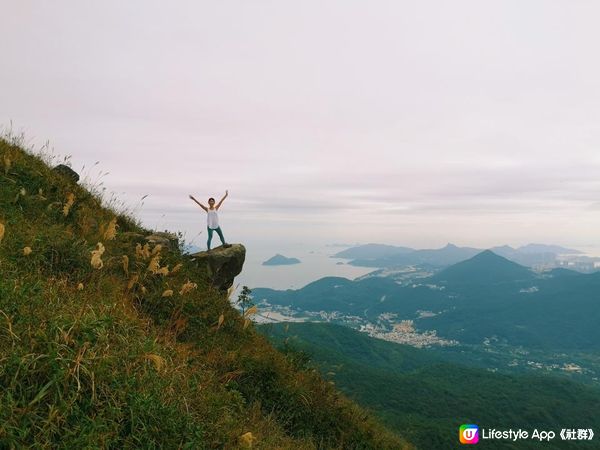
[334,242,587,270]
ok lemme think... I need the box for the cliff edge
[192,244,246,291]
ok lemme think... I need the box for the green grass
[0,138,411,449]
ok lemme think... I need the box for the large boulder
[191,244,246,291]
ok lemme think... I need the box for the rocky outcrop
[117,232,145,243]
[52,164,80,183]
[117,231,179,252]
[191,244,246,291]
[145,231,179,251]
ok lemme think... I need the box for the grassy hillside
[259,322,600,450]
[0,138,411,449]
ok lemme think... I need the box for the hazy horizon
[2,1,600,250]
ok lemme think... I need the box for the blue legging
[207,226,225,249]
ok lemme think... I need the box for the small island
[262,254,301,266]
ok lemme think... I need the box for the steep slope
[0,139,411,449]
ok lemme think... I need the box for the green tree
[237,285,253,315]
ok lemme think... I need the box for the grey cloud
[2,1,600,246]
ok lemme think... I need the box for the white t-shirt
[207,208,219,229]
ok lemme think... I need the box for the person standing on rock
[189,190,231,251]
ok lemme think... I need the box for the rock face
[191,244,246,291]
[53,164,80,183]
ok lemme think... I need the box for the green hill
[0,138,411,449]
[259,322,600,450]
[432,250,535,285]
[254,253,600,350]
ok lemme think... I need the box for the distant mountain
[341,242,586,270]
[258,322,600,450]
[517,243,582,254]
[432,250,535,285]
[348,243,481,268]
[408,243,482,266]
[489,245,557,267]
[254,276,366,311]
[489,244,515,255]
[262,254,301,266]
[333,243,414,259]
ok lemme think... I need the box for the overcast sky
[2,1,600,251]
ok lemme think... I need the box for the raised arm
[189,194,208,212]
[216,190,228,209]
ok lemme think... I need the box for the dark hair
[208,197,215,202]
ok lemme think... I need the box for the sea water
[235,243,372,291]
